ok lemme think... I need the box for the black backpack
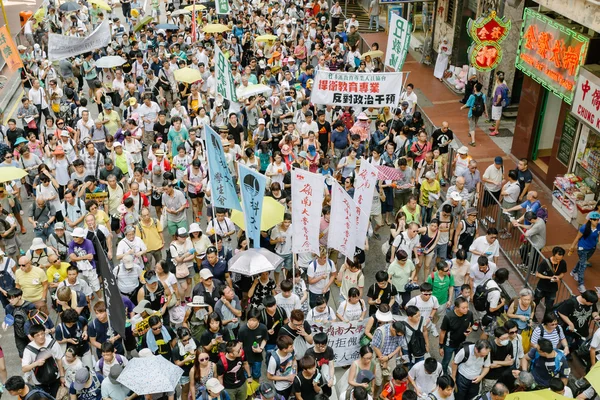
[404,317,426,358]
[25,339,60,385]
[472,279,500,312]
[472,95,484,117]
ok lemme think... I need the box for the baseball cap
[457,146,468,155]
[450,192,462,202]
[206,378,224,393]
[259,383,276,399]
[72,227,86,238]
[73,368,91,391]
[177,227,189,237]
[54,222,65,230]
[200,269,214,280]
[258,118,265,125]
[494,156,503,165]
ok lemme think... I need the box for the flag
[215,0,230,15]
[328,181,357,260]
[291,169,325,255]
[238,164,267,248]
[191,0,197,44]
[354,160,379,249]
[214,45,238,103]
[0,27,23,71]
[93,237,126,338]
[377,165,403,181]
[205,125,242,211]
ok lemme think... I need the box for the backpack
[97,354,125,374]
[530,348,565,375]
[25,339,60,384]
[500,84,510,108]
[13,302,33,338]
[472,279,500,312]
[218,350,245,371]
[268,349,294,374]
[164,244,177,274]
[404,317,426,358]
[471,94,484,117]
[457,342,489,366]
[23,388,56,400]
[58,101,74,126]
[0,257,15,292]
[536,205,548,223]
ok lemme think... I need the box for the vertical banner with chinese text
[94,237,126,338]
[238,164,266,248]
[214,45,238,102]
[328,181,357,260]
[291,169,325,255]
[216,0,231,15]
[205,125,242,211]
[353,160,379,250]
[0,27,23,71]
[384,13,411,71]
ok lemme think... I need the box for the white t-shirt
[336,299,365,321]
[275,292,301,318]
[138,102,161,132]
[307,306,336,323]
[400,90,418,113]
[116,237,148,267]
[392,231,420,259]
[270,224,293,255]
[454,344,491,380]
[22,337,64,384]
[408,359,443,394]
[267,350,294,390]
[468,262,497,287]
[469,236,499,263]
[307,258,336,294]
[94,354,128,377]
[483,164,503,192]
[406,294,439,319]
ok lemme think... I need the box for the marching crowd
[0,0,600,400]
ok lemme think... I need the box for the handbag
[51,103,60,113]
[27,119,37,130]
[521,326,532,354]
[404,282,420,292]
[175,263,190,279]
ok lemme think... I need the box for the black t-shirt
[192,280,223,310]
[153,121,171,142]
[171,340,199,377]
[485,341,513,380]
[440,310,474,348]
[556,297,596,336]
[431,128,454,154]
[317,121,331,141]
[305,346,334,371]
[238,323,268,362]
[7,128,25,148]
[227,123,245,145]
[536,258,567,292]
[278,322,313,343]
[517,169,533,194]
[293,371,325,399]
[217,355,246,389]
[200,328,230,363]
[260,307,287,345]
[141,326,176,361]
[99,167,124,183]
[366,282,398,316]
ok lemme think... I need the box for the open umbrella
[236,84,272,99]
[255,34,277,43]
[89,0,111,11]
[184,4,207,11]
[228,248,283,276]
[155,23,180,30]
[202,23,230,33]
[59,1,81,12]
[171,9,191,17]
[586,363,600,394]
[173,67,202,84]
[133,16,153,32]
[0,167,27,183]
[506,390,571,400]
[230,196,285,231]
[117,355,183,395]
[360,50,384,59]
[96,56,127,69]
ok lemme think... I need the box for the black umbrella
[59,2,81,12]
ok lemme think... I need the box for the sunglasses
[19,263,29,267]
[508,330,518,334]
[591,218,599,221]
[151,325,162,331]
[199,357,209,362]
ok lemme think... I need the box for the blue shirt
[578,225,600,250]
[466,93,487,118]
[201,259,228,282]
[520,200,541,226]
[330,128,349,149]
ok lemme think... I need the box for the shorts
[188,191,205,199]
[491,105,503,121]
[468,116,479,132]
[176,266,195,282]
[167,220,188,236]
[80,268,101,292]
[151,194,162,207]
[275,253,293,272]
[433,243,448,260]
[374,353,397,386]
[179,375,190,385]
[371,213,383,227]
[110,216,121,232]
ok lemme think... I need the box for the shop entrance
[532,89,562,174]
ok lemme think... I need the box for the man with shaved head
[431,121,454,186]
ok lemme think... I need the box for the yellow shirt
[95,210,110,227]
[114,153,129,175]
[420,179,440,208]
[46,262,70,283]
[102,110,121,136]
[15,267,48,302]
[136,218,164,251]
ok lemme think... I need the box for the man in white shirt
[29,79,50,123]
[275,280,301,318]
[137,95,161,144]
[470,229,500,264]
[408,357,443,396]
[482,157,504,206]
[344,15,359,33]
[307,296,337,323]
[452,340,492,400]
[306,248,337,308]
[76,110,94,143]
[21,324,65,395]
[400,83,418,114]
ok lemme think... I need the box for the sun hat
[189,223,202,234]
[457,146,469,155]
[188,295,209,307]
[30,238,46,251]
[375,309,393,322]
[133,299,155,314]
[72,227,86,238]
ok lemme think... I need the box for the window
[446,0,456,24]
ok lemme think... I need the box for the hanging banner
[466,10,511,71]
[353,160,379,250]
[311,71,404,108]
[328,181,357,260]
[0,27,23,71]
[214,44,238,103]
[94,237,126,338]
[48,20,111,61]
[384,13,411,72]
[515,8,589,104]
[216,0,231,14]
[308,320,368,367]
[238,164,267,248]
[205,125,242,211]
[291,169,325,255]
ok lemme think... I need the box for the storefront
[510,8,600,195]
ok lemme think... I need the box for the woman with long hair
[569,211,600,292]
[347,345,376,395]
[173,327,196,400]
[189,349,218,400]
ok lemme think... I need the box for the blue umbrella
[59,2,81,12]
[154,23,179,30]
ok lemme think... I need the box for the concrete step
[502,110,518,119]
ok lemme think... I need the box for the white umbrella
[228,248,283,276]
[117,355,183,395]
[171,9,191,16]
[236,84,272,99]
[95,56,127,69]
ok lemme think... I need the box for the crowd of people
[0,1,600,400]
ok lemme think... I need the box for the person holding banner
[307,247,337,309]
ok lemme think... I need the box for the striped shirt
[530,325,565,349]
[372,323,405,357]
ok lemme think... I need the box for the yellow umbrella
[184,4,207,11]
[230,197,285,231]
[173,67,202,84]
[361,50,384,59]
[0,167,27,183]
[89,0,111,11]
[202,23,230,33]
[506,389,572,400]
[34,7,46,23]
[586,362,600,394]
[255,34,277,43]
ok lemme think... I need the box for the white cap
[200,269,213,280]
[72,227,86,238]
[60,130,70,137]
[457,146,469,155]
[206,378,224,393]
[113,141,122,147]
[258,118,265,125]
[450,192,462,202]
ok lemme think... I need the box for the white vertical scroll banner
[353,160,379,250]
[291,169,325,255]
[328,181,357,260]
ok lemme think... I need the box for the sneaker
[472,322,479,331]
[578,284,587,293]
[489,131,499,136]
[440,179,447,186]
[569,270,577,279]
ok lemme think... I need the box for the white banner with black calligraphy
[311,70,404,108]
[308,320,368,367]
[48,20,111,61]
[214,44,238,103]
[328,181,357,260]
[353,160,379,250]
[291,169,325,255]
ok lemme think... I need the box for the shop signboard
[571,68,600,131]
[466,11,511,71]
[557,113,578,167]
[515,8,589,105]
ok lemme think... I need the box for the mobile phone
[314,371,321,384]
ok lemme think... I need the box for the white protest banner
[308,320,368,367]
[353,160,379,250]
[48,20,111,61]
[291,169,325,255]
[311,70,404,108]
[216,0,231,15]
[214,45,238,103]
[328,181,357,260]
[385,13,411,71]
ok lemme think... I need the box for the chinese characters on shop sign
[467,11,511,71]
[572,68,600,130]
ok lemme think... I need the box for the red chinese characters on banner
[318,79,380,94]
[291,169,324,255]
[467,11,511,71]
